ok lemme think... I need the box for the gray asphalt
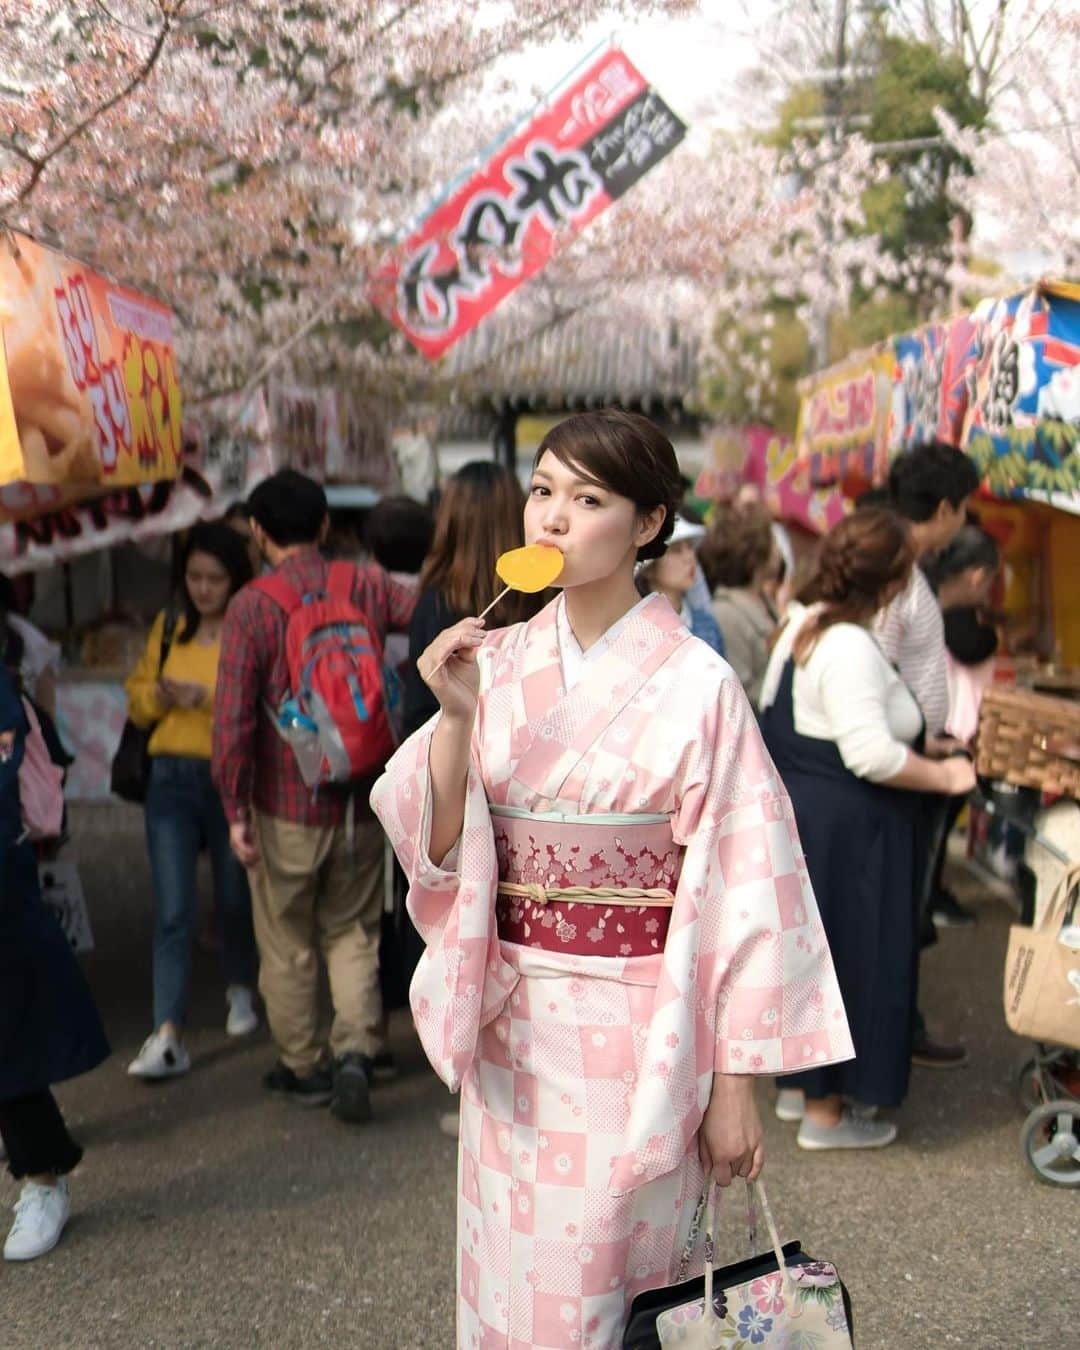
[3,803,1077,1349]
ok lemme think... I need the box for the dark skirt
[760,658,921,1107]
[0,839,110,1102]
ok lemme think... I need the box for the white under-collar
[555,593,654,691]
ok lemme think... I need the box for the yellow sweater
[125,610,220,760]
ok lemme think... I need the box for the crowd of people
[0,415,1000,1347]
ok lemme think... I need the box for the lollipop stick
[427,585,511,678]
[476,584,512,623]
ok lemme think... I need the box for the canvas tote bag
[1003,860,1080,1046]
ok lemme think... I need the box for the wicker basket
[976,684,1080,796]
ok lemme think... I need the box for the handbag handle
[1037,860,1080,934]
[679,1178,794,1329]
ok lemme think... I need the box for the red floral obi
[493,808,681,958]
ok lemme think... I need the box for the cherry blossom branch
[6,1,180,212]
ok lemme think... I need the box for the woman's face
[185,551,232,619]
[650,538,697,599]
[524,451,663,588]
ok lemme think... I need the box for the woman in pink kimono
[371,410,853,1350]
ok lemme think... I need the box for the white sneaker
[127,1028,190,1079]
[797,1109,897,1151]
[225,985,258,1037]
[775,1089,805,1122]
[4,1179,70,1261]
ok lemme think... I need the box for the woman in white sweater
[759,509,975,1150]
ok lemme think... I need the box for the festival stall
[692,424,850,588]
[793,279,1080,665]
[32,379,399,801]
[1,232,402,798]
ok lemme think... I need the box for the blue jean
[145,755,256,1029]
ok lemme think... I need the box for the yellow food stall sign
[0,231,182,522]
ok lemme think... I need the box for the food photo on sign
[0,230,182,517]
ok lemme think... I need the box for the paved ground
[3,804,1078,1349]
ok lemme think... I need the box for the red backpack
[256,562,398,785]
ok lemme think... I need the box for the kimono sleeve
[672,674,853,1079]
[369,677,515,1092]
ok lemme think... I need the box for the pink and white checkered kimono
[371,594,853,1349]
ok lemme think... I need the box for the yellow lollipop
[429,545,563,676]
[479,544,563,619]
[495,543,565,594]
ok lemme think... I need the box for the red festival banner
[372,47,686,360]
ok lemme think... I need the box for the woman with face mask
[372,410,853,1349]
[124,523,258,1080]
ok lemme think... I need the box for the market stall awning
[793,347,894,491]
[958,281,1080,510]
[0,231,182,524]
[794,280,1080,511]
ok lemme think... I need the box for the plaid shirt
[212,548,417,827]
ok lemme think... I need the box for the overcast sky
[495,9,766,143]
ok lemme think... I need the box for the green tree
[705,24,990,433]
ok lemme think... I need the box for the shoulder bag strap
[158,609,178,674]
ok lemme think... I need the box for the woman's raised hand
[418,618,485,722]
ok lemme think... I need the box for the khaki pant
[250,810,384,1075]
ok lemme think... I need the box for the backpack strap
[327,560,356,606]
[253,571,304,615]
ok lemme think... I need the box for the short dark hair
[364,494,434,574]
[534,410,682,562]
[887,442,980,522]
[247,469,328,546]
[923,524,1000,591]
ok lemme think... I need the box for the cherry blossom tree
[0,0,698,399]
[937,5,1080,275]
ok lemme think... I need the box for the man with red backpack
[212,470,416,1123]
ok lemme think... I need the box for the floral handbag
[623,1179,854,1349]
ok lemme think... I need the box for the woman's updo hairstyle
[792,507,913,664]
[534,409,682,562]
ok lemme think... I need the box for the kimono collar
[556,592,655,692]
[507,592,691,802]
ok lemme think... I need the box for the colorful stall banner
[960,282,1080,510]
[0,389,274,575]
[0,232,182,517]
[373,47,686,360]
[695,425,848,534]
[267,381,398,488]
[794,348,894,489]
[889,312,980,453]
[744,426,849,534]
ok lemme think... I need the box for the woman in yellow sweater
[125,523,257,1079]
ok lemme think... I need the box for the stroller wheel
[1014,1052,1044,1113]
[1020,1099,1080,1186]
